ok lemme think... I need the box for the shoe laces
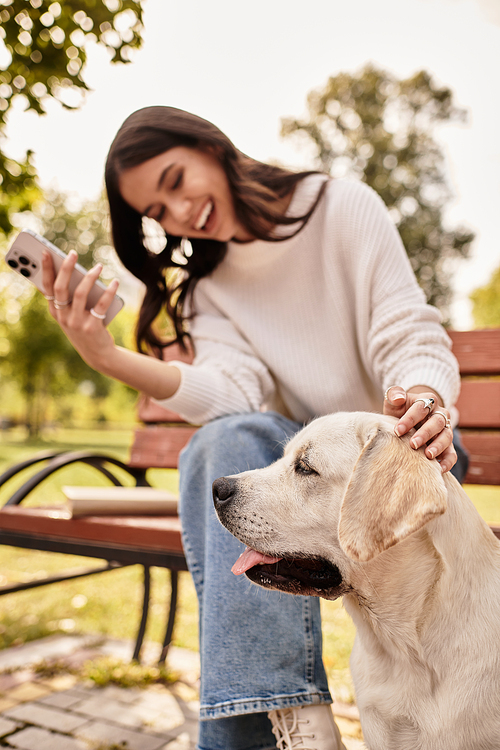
[269,707,315,750]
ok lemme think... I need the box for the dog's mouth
[232,547,345,599]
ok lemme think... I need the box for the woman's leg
[179,411,331,750]
[451,428,469,484]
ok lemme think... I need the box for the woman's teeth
[195,201,213,231]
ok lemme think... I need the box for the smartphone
[5,229,124,326]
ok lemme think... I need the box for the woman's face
[119,146,252,242]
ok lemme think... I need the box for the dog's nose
[212,476,238,509]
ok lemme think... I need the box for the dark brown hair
[105,106,328,355]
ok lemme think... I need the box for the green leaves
[0,0,144,121]
[470,266,500,328]
[0,0,144,236]
[281,64,475,318]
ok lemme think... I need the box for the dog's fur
[213,412,500,750]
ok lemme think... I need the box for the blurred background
[0,0,498,692]
[1,0,499,434]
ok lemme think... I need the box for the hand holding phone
[5,229,124,325]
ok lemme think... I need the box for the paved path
[0,635,365,749]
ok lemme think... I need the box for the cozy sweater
[154,176,460,425]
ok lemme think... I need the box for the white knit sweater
[154,176,460,425]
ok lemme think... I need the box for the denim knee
[180,411,301,476]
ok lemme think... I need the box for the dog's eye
[295,459,318,476]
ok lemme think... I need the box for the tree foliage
[0,189,138,435]
[470,266,500,328]
[29,186,122,275]
[0,0,144,236]
[281,64,475,318]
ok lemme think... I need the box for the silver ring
[89,308,106,320]
[384,385,400,401]
[435,410,451,430]
[44,294,55,301]
[54,299,71,309]
[414,397,435,413]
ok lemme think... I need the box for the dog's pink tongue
[231,547,282,576]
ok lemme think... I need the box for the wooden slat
[461,431,500,485]
[449,329,500,375]
[455,381,500,429]
[129,425,197,469]
[0,506,184,553]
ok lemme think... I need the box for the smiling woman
[104,105,327,355]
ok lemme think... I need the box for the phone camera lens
[7,259,18,268]
[20,268,31,278]
[18,256,30,265]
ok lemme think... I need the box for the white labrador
[213,412,500,750]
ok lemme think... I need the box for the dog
[213,412,500,750]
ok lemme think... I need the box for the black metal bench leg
[158,569,179,664]
[132,564,151,662]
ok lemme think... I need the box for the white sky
[4,0,500,328]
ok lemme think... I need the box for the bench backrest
[449,330,500,485]
[130,331,500,486]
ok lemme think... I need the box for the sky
[4,0,500,328]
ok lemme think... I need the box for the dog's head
[213,412,448,599]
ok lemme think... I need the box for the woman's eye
[172,170,183,190]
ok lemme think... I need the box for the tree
[0,188,139,435]
[470,266,500,328]
[0,277,138,436]
[0,0,144,236]
[281,64,475,319]
[28,186,122,275]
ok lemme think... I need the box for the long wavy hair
[105,106,328,355]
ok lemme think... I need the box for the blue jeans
[178,412,332,750]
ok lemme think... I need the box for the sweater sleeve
[151,287,276,424]
[337,181,460,409]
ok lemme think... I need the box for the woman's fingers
[88,278,120,322]
[69,262,103,318]
[433,442,457,474]
[41,250,56,296]
[383,385,407,416]
[384,386,456,473]
[43,249,118,331]
[51,249,78,309]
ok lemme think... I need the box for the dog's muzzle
[213,476,346,600]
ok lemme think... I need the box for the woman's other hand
[383,385,456,473]
[42,248,120,371]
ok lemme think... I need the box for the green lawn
[0,428,499,702]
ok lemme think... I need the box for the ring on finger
[414,397,435,413]
[384,385,401,401]
[435,410,452,430]
[54,299,71,309]
[89,308,106,320]
[44,294,55,301]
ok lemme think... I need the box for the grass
[0,426,197,656]
[0,427,499,703]
[33,654,176,688]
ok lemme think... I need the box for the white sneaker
[268,704,347,750]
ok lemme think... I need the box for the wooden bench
[0,330,499,662]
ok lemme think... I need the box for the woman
[42,106,465,750]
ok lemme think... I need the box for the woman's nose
[169,195,192,226]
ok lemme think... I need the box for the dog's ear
[338,424,448,562]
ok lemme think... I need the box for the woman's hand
[383,385,456,473]
[42,249,120,371]
[41,249,182,399]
